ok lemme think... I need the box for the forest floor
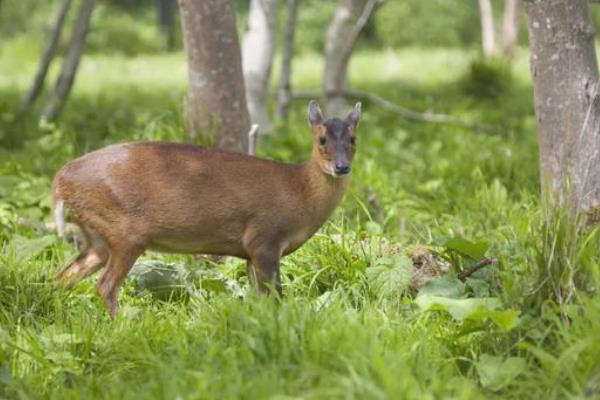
[0,46,599,399]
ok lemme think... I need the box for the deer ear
[346,102,361,131]
[308,100,324,126]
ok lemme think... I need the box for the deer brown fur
[52,101,361,317]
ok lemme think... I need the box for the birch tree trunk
[18,0,72,115]
[478,0,496,57]
[525,0,600,220]
[40,0,94,122]
[324,0,379,116]
[242,0,279,133]
[501,0,519,59]
[276,0,299,120]
[179,0,250,152]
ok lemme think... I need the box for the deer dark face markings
[308,101,361,178]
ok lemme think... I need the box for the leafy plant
[366,253,413,300]
[475,354,527,391]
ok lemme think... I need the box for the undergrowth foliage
[0,44,599,398]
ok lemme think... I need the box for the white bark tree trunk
[179,0,250,152]
[324,0,379,116]
[242,0,279,134]
[501,0,519,59]
[18,0,72,114]
[40,0,94,122]
[478,0,496,57]
[525,0,600,220]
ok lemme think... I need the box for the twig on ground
[458,258,498,281]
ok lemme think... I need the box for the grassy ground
[0,44,599,399]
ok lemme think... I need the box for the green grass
[0,45,599,399]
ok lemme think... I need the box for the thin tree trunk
[501,0,519,59]
[525,0,600,219]
[156,0,176,50]
[17,0,72,115]
[276,0,299,120]
[478,0,496,57]
[324,0,379,116]
[40,0,95,123]
[179,0,249,152]
[242,0,279,134]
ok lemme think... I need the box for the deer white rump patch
[55,200,65,237]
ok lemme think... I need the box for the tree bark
[242,0,279,134]
[478,0,496,57]
[323,0,379,116]
[157,0,176,50]
[501,0,519,59]
[40,0,95,123]
[276,0,299,120]
[17,0,72,115]
[525,0,600,219]
[179,0,250,152]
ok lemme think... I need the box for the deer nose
[334,163,351,175]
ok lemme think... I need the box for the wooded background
[0,1,599,398]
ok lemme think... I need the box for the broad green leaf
[418,276,466,298]
[367,254,413,298]
[415,295,501,321]
[475,354,526,391]
[444,236,489,259]
[4,235,56,263]
[489,309,520,331]
[465,277,491,297]
[130,261,188,301]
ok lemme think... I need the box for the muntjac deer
[52,101,361,317]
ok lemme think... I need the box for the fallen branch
[458,258,498,281]
[289,89,498,133]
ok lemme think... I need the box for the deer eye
[350,136,356,145]
[319,136,327,146]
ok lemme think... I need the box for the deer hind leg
[246,247,282,296]
[96,244,143,318]
[55,225,109,289]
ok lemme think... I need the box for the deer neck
[301,151,350,222]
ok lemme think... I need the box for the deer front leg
[246,247,282,296]
[96,244,143,318]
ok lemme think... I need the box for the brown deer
[52,101,361,317]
